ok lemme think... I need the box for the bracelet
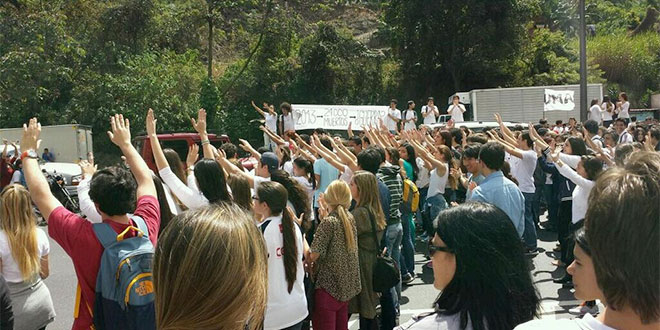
[201,139,210,146]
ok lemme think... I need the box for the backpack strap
[92,223,119,249]
[131,216,149,239]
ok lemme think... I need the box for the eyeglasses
[428,241,452,256]
[251,196,260,201]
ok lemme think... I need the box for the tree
[382,0,539,99]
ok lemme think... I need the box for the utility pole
[579,0,588,122]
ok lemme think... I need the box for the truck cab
[133,132,230,173]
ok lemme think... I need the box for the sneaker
[569,302,599,316]
[402,273,414,284]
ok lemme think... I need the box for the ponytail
[281,208,298,293]
[335,205,356,251]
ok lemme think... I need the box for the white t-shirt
[601,103,613,121]
[421,105,438,125]
[618,101,630,119]
[264,113,278,131]
[402,110,417,131]
[10,170,21,184]
[589,104,602,124]
[415,157,430,189]
[515,314,615,330]
[339,165,354,184]
[293,175,314,212]
[0,228,50,283]
[282,113,295,132]
[258,214,308,329]
[386,108,401,131]
[283,160,294,176]
[447,104,466,122]
[427,164,449,198]
[510,150,537,194]
[160,167,208,209]
[253,175,271,192]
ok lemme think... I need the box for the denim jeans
[426,194,448,229]
[522,192,538,249]
[384,222,403,302]
[399,209,415,276]
[416,186,429,228]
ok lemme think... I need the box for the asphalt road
[41,214,593,330]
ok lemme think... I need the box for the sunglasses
[428,241,452,256]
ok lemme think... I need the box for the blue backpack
[92,216,156,330]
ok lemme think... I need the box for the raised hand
[190,108,207,134]
[494,113,503,124]
[79,160,97,179]
[20,117,41,151]
[186,143,200,168]
[107,114,132,148]
[238,138,252,152]
[146,108,157,136]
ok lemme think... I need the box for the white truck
[0,124,93,163]
[447,83,603,123]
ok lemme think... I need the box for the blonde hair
[0,184,40,282]
[352,171,386,231]
[324,180,357,251]
[154,204,267,330]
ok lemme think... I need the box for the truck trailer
[449,83,603,123]
[0,124,93,163]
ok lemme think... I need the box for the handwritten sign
[544,89,575,111]
[292,104,389,130]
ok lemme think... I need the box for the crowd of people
[0,97,658,330]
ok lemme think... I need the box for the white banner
[292,104,389,130]
[544,89,575,111]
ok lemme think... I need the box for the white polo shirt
[447,104,466,122]
[402,110,417,131]
[421,105,438,125]
[386,108,401,131]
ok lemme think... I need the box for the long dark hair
[163,148,186,183]
[193,159,231,204]
[293,157,316,189]
[581,155,603,181]
[152,174,174,233]
[256,181,298,293]
[401,143,419,182]
[566,137,587,156]
[270,170,312,233]
[434,202,540,330]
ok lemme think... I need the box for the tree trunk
[207,15,214,78]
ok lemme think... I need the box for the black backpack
[365,208,400,292]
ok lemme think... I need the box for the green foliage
[382,0,540,100]
[587,32,660,107]
[199,77,221,128]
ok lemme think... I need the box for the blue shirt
[313,158,340,207]
[468,171,525,237]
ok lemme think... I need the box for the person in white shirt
[278,102,296,137]
[148,109,232,209]
[253,181,308,330]
[583,120,604,149]
[600,96,615,128]
[446,96,466,123]
[588,99,603,125]
[614,118,633,144]
[420,97,438,126]
[402,100,417,131]
[385,99,401,133]
[616,92,630,125]
[252,100,278,149]
[490,127,538,251]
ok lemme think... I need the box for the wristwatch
[21,149,39,160]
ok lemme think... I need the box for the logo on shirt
[135,280,154,296]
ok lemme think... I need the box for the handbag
[365,207,400,292]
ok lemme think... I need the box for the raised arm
[251,100,266,116]
[347,122,354,138]
[488,130,523,159]
[20,118,62,221]
[214,149,255,187]
[332,138,358,171]
[108,114,157,198]
[191,108,214,159]
[146,109,170,172]
[261,125,286,146]
[410,139,446,176]
[238,138,261,161]
[77,160,102,223]
[495,113,517,145]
